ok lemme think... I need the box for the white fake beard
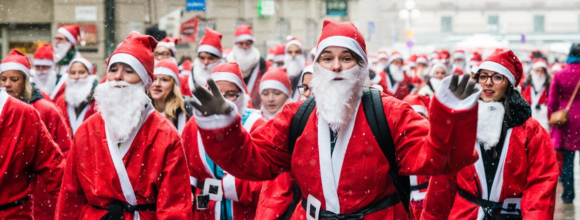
[233,46,257,75]
[429,78,443,92]
[32,69,57,94]
[389,65,405,82]
[477,100,505,150]
[284,54,306,78]
[260,97,291,120]
[54,42,72,62]
[193,59,220,86]
[65,75,96,107]
[311,63,367,132]
[531,72,547,91]
[94,81,151,142]
[374,62,387,73]
[234,93,250,114]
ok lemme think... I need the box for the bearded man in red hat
[56,32,193,220]
[189,20,482,219]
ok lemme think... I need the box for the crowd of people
[0,20,578,220]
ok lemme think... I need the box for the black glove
[448,74,478,100]
[189,79,232,116]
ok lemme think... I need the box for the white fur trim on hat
[259,80,291,97]
[416,57,428,65]
[477,61,516,85]
[1,62,31,78]
[377,53,389,60]
[453,52,465,60]
[532,62,548,71]
[157,41,176,49]
[411,105,428,116]
[429,62,448,77]
[285,40,303,53]
[310,48,316,56]
[274,55,285,62]
[33,59,55,66]
[234,34,254,43]
[303,65,314,74]
[315,36,367,64]
[388,54,403,64]
[70,58,94,75]
[211,72,245,93]
[197,45,222,58]
[154,67,181,87]
[107,53,152,89]
[57,27,77,44]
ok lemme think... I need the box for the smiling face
[106,63,142,85]
[260,88,288,114]
[0,70,26,98]
[478,69,509,102]
[149,75,174,101]
[317,46,359,79]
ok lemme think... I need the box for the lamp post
[399,0,420,51]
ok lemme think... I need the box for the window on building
[488,15,499,33]
[306,19,317,48]
[441,16,452,33]
[534,15,544,32]
[276,19,290,42]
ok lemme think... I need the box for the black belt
[458,188,521,220]
[0,196,29,210]
[192,181,204,193]
[301,193,400,220]
[409,182,428,191]
[95,201,156,220]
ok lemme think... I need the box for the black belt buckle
[337,213,364,219]
[196,194,210,210]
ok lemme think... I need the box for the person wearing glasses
[150,59,193,134]
[297,65,314,99]
[181,62,265,220]
[259,67,294,120]
[154,37,179,64]
[422,50,558,220]
[226,25,270,108]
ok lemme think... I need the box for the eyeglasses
[154,52,172,57]
[222,93,241,101]
[477,73,505,84]
[297,85,310,94]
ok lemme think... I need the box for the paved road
[554,152,580,220]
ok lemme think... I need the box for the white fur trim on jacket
[222,175,239,202]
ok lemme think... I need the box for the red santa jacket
[521,84,548,107]
[54,96,97,137]
[0,92,65,220]
[195,89,480,220]
[28,88,73,154]
[182,111,266,220]
[382,70,413,100]
[421,118,558,220]
[255,172,299,220]
[49,76,67,102]
[56,111,193,219]
[180,74,194,97]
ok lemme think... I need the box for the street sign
[258,0,276,17]
[326,0,348,16]
[186,0,206,12]
[368,21,375,36]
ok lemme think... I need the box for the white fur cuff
[434,75,481,111]
[194,100,239,130]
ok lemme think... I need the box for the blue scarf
[566,56,580,64]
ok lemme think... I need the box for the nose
[114,70,123,81]
[331,59,341,73]
[201,59,210,66]
[153,78,161,86]
[304,90,311,98]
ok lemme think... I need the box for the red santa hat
[314,20,367,64]
[274,44,286,62]
[522,54,533,63]
[267,46,276,60]
[285,38,304,54]
[429,51,439,60]
[377,51,389,61]
[57,25,81,45]
[154,59,181,86]
[551,63,563,73]
[531,59,548,71]
[453,50,466,60]
[69,57,95,75]
[370,54,379,63]
[33,44,55,66]
[210,62,248,93]
[403,95,429,117]
[451,66,464,75]
[1,49,31,78]
[107,32,157,90]
[470,52,482,62]
[234,25,254,43]
[477,50,523,86]
[416,55,429,65]
[407,54,418,68]
[181,60,192,74]
[388,51,403,64]
[429,62,448,77]
[310,48,316,57]
[157,37,178,57]
[439,49,451,61]
[198,28,223,58]
[259,67,292,97]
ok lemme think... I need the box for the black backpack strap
[362,88,411,215]
[259,57,267,76]
[288,97,316,154]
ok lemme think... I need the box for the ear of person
[448,74,477,100]
[189,79,232,116]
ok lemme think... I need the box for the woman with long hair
[522,59,551,130]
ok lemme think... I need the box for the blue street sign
[368,21,375,36]
[186,0,206,11]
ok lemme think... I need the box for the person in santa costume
[468,52,482,75]
[521,59,550,130]
[284,39,309,100]
[416,62,449,102]
[181,28,224,97]
[271,43,286,68]
[227,25,269,109]
[267,45,277,62]
[56,32,193,220]
[188,19,481,220]
[150,59,193,134]
[421,50,559,220]
[452,50,468,73]
[405,54,418,79]
[438,49,451,69]
[297,64,314,99]
[0,86,65,220]
[381,51,414,99]
[259,67,294,120]
[412,54,429,85]
[374,51,389,74]
[31,43,65,100]
[429,50,439,63]
[54,57,98,137]
[54,25,83,76]
[154,37,179,64]
[181,62,265,220]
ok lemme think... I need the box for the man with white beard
[189,20,482,219]
[381,51,414,99]
[31,44,61,98]
[284,39,307,100]
[417,62,449,99]
[181,28,223,97]
[227,25,268,109]
[451,50,468,74]
[56,32,193,220]
[54,57,98,136]
[54,25,82,76]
